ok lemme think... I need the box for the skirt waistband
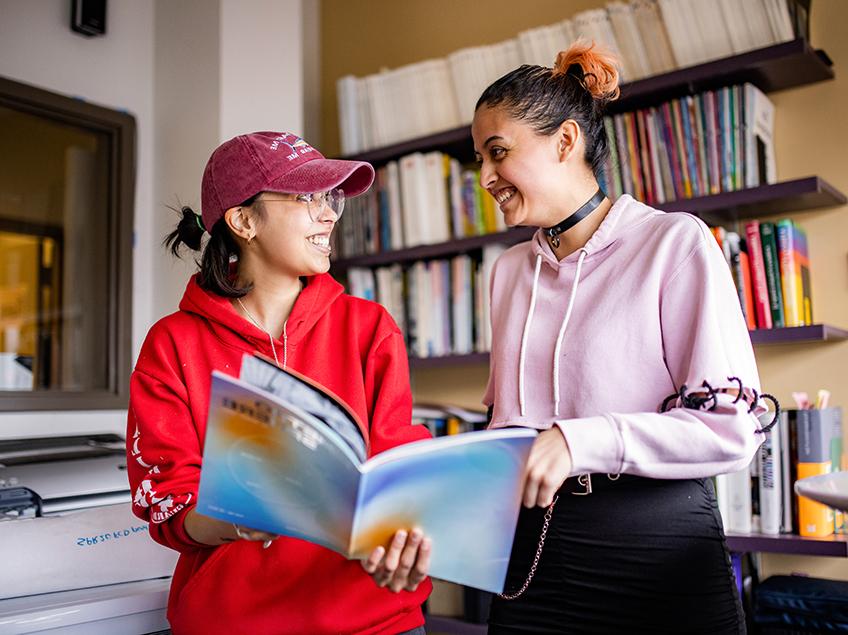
[557,473,653,496]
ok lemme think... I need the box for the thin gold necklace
[237,297,286,368]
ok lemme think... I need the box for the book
[795,408,836,537]
[197,354,537,592]
[759,221,785,328]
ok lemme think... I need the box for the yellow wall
[322,0,848,580]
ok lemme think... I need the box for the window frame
[0,75,135,411]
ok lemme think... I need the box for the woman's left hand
[523,427,573,508]
[361,528,431,593]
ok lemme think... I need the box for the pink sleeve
[558,235,765,479]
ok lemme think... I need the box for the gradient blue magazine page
[197,355,538,592]
[350,429,537,593]
[197,371,362,553]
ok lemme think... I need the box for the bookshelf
[726,532,848,557]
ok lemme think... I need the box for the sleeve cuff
[153,504,209,553]
[555,415,624,475]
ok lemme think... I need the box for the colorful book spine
[744,221,773,329]
[776,219,802,327]
[759,222,785,328]
[795,224,813,325]
[671,99,693,198]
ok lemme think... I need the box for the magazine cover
[196,354,537,592]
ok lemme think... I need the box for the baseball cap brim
[265,158,375,197]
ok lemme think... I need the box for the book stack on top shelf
[336,0,808,155]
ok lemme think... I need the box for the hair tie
[194,212,206,233]
[567,62,584,79]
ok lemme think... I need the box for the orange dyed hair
[552,40,620,102]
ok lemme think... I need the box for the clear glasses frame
[262,188,345,222]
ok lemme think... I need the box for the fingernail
[263,540,272,549]
[395,531,407,543]
[410,528,422,541]
[421,537,432,551]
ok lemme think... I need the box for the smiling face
[472,105,589,228]
[238,192,338,280]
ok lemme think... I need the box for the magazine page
[239,354,367,463]
[349,428,537,592]
[197,371,361,554]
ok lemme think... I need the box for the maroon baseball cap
[200,131,375,230]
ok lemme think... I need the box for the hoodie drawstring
[282,321,288,369]
[553,249,588,416]
[518,254,543,416]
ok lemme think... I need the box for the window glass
[0,106,111,392]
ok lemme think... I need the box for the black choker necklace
[544,188,606,248]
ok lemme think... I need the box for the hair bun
[553,40,621,102]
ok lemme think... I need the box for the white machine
[0,434,178,634]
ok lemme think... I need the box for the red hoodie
[127,273,432,635]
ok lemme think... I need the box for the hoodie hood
[178,272,344,356]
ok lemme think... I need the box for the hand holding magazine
[197,354,536,592]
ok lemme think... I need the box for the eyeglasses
[261,188,345,222]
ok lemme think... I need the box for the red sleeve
[364,328,431,456]
[126,338,208,553]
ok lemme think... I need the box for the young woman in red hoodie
[127,131,430,635]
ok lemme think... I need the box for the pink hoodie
[484,195,765,479]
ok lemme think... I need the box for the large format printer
[0,434,178,634]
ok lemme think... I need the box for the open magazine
[196,353,537,593]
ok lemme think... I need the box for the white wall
[0,0,307,438]
[219,0,304,141]
[0,0,155,437]
[152,0,307,319]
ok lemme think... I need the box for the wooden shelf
[333,227,533,270]
[726,532,848,557]
[750,324,848,345]
[331,178,844,270]
[407,325,848,368]
[665,177,846,223]
[610,38,833,114]
[340,39,832,165]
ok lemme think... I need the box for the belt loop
[572,473,593,495]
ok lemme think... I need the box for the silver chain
[236,297,285,369]
[497,495,559,600]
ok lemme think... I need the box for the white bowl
[794,471,848,512]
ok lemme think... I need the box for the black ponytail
[163,194,262,297]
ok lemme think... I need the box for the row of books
[717,407,844,538]
[711,219,813,330]
[600,83,776,205]
[346,246,506,359]
[412,404,488,438]
[335,86,775,260]
[335,152,506,258]
[336,0,804,155]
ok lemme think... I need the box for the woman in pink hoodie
[473,43,772,634]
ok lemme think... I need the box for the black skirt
[489,475,745,635]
